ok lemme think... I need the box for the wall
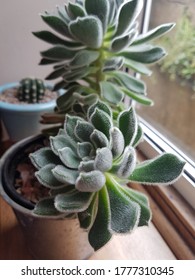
[0,0,67,85]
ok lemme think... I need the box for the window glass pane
[137,0,195,161]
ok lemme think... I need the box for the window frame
[135,0,195,209]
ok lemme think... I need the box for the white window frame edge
[135,0,195,210]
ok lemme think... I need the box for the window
[135,0,195,209]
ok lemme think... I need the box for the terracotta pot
[0,135,94,260]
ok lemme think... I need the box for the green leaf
[78,194,98,230]
[32,31,83,49]
[58,147,80,169]
[90,129,109,149]
[29,147,60,169]
[90,108,112,139]
[85,0,110,33]
[55,191,93,212]
[88,99,112,119]
[100,81,124,104]
[106,174,140,233]
[77,142,94,158]
[56,85,78,110]
[118,107,137,146]
[133,23,175,45]
[122,87,154,106]
[52,165,79,185]
[45,67,66,80]
[110,127,125,158]
[64,115,83,141]
[94,147,113,172]
[132,125,143,147]
[129,153,186,184]
[41,45,76,61]
[120,47,166,64]
[35,164,64,188]
[114,0,143,37]
[111,146,136,178]
[78,160,95,172]
[41,14,73,39]
[111,32,136,52]
[50,134,76,155]
[76,170,106,192]
[67,2,86,19]
[109,70,146,95]
[39,58,60,65]
[69,16,103,48]
[70,50,99,68]
[88,186,112,250]
[33,197,62,216]
[75,120,94,142]
[103,57,124,72]
[120,186,151,226]
[124,58,152,75]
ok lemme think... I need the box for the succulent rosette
[33,0,175,117]
[30,100,185,250]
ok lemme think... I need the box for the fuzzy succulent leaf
[124,58,152,75]
[41,15,73,39]
[111,146,136,178]
[32,31,83,49]
[110,127,125,158]
[94,147,113,172]
[85,0,110,33]
[69,16,103,48]
[52,165,79,185]
[118,107,137,146]
[33,197,63,216]
[133,23,175,45]
[55,191,93,213]
[132,125,143,147]
[75,120,94,142]
[120,47,166,64]
[121,186,151,226]
[88,100,112,118]
[77,142,94,158]
[114,0,143,37]
[122,87,154,105]
[50,134,76,155]
[90,108,112,139]
[90,129,109,149]
[111,32,137,52]
[70,50,99,68]
[106,175,140,233]
[76,170,106,192]
[109,70,146,95]
[35,164,65,188]
[29,147,61,169]
[58,147,80,169]
[100,81,124,104]
[103,57,124,71]
[67,2,86,19]
[41,45,76,61]
[88,186,112,250]
[78,193,98,230]
[129,153,186,184]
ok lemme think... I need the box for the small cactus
[18,78,46,103]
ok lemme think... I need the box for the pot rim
[0,134,64,219]
[0,82,62,112]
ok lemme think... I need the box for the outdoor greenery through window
[137,0,195,162]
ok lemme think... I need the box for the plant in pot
[0,77,60,142]
[0,0,185,260]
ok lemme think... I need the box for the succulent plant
[33,0,174,118]
[18,77,46,103]
[30,100,185,250]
